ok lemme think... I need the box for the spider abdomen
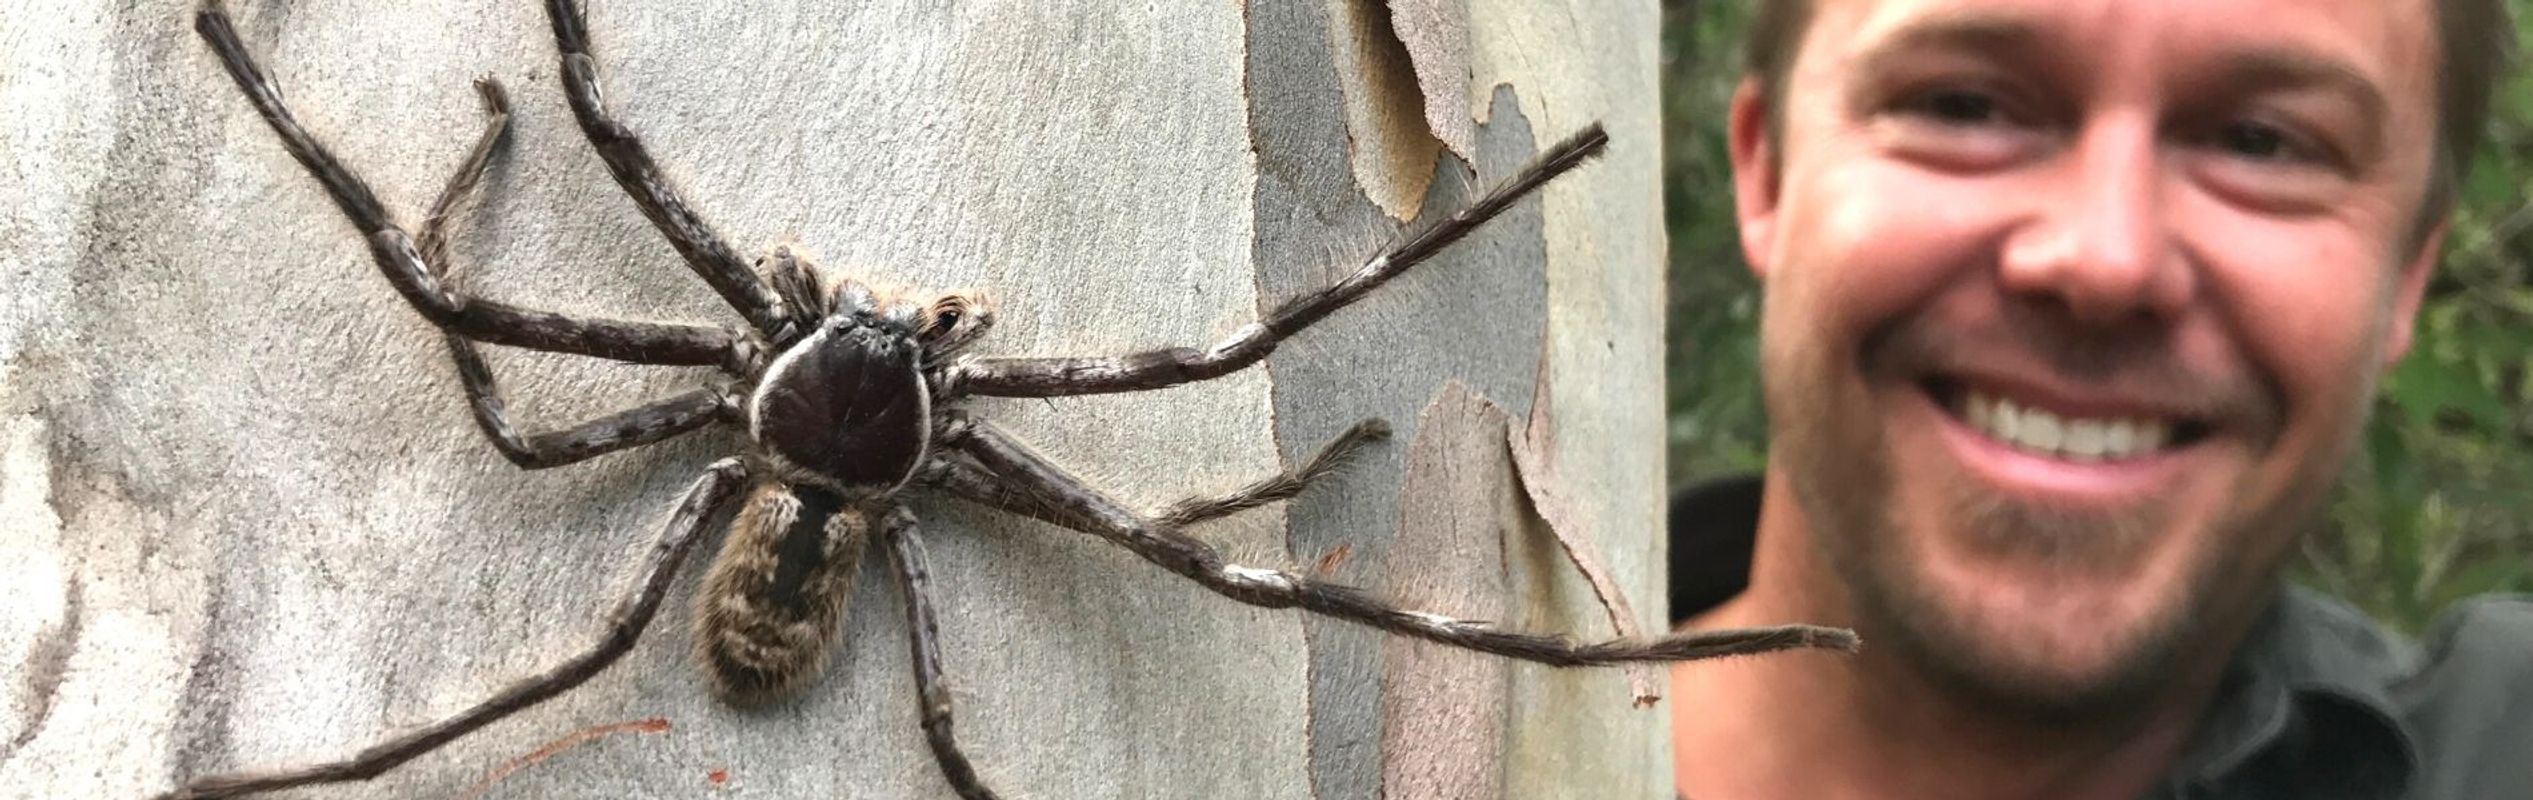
[750,318,931,491]
[694,482,873,703]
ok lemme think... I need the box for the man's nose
[1997,115,2195,324]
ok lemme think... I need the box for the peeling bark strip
[1381,0,1476,162]
[1509,357,1664,706]
[1372,378,1671,800]
[1379,382,1516,800]
[1325,0,1447,219]
[1507,435,1663,706]
[1264,0,1668,788]
[1366,365,1767,797]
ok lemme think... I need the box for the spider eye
[920,294,989,347]
[922,308,962,341]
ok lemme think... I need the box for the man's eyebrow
[1849,12,2393,123]
[2202,49,2389,126]
[1848,10,2055,71]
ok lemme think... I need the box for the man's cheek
[2180,207,2397,391]
[1795,172,2014,322]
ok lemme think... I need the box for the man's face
[1734,0,2445,716]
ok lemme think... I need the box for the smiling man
[1668,1,2533,799]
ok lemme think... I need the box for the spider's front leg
[543,0,794,339]
[936,419,1858,667]
[418,77,745,469]
[156,459,751,800]
[944,125,1610,399]
[196,4,748,369]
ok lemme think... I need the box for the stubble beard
[1766,314,2342,726]
[1788,410,2234,724]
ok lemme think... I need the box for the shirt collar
[2172,585,2420,797]
[1668,474,2420,798]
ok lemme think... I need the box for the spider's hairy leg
[939,419,1859,668]
[925,419,1393,532]
[946,125,1611,399]
[542,0,795,339]
[880,508,1007,800]
[443,340,735,469]
[420,78,741,469]
[193,2,746,367]
[1157,418,1390,527]
[156,459,751,800]
[693,482,872,703]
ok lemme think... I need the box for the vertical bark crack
[2,578,83,767]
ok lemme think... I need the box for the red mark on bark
[459,717,674,799]
[708,768,730,785]
[1313,542,1354,577]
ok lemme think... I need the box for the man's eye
[2216,122,2293,160]
[1911,89,2002,125]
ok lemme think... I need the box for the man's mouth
[1921,377,2214,464]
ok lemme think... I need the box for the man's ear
[2381,222,2445,366]
[1729,78,1781,280]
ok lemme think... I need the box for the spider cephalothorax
[747,272,991,494]
[174,2,1857,798]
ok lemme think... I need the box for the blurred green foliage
[1660,1,2533,633]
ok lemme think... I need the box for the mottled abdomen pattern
[694,482,872,702]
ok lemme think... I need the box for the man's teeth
[1962,391,2171,462]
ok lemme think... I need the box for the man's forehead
[1803,0,2442,102]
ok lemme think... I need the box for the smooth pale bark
[0,0,1665,797]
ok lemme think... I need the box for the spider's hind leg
[159,459,750,800]
[879,508,1006,800]
[940,420,1859,669]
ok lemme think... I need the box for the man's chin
[1861,557,2207,725]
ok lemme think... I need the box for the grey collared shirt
[1669,475,2533,800]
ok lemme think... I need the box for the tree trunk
[0,0,1666,797]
